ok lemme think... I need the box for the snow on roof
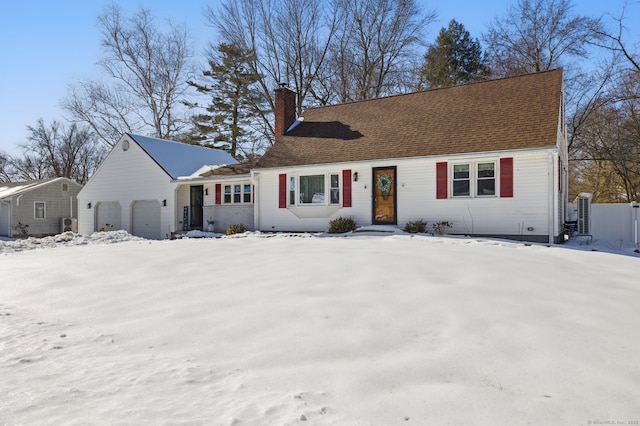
[129,134,238,179]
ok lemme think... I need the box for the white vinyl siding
[77,135,175,238]
[255,149,558,240]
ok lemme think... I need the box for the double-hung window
[476,163,495,196]
[330,174,340,204]
[224,185,232,203]
[451,162,496,197]
[34,202,46,219]
[222,183,252,204]
[452,164,470,197]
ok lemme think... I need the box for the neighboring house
[0,177,82,237]
[77,134,237,239]
[253,69,568,243]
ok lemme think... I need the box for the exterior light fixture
[87,202,91,209]
[162,199,167,207]
[353,172,358,182]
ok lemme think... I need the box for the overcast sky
[0,0,636,156]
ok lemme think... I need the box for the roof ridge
[299,68,563,114]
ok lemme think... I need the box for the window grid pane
[330,174,340,204]
[452,164,470,196]
[35,202,45,219]
[243,184,251,203]
[477,163,495,196]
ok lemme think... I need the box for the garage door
[95,202,122,232]
[132,200,161,240]
[0,203,10,236]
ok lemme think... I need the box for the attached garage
[95,202,122,232]
[132,200,161,240]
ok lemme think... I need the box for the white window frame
[451,161,497,198]
[34,201,46,219]
[224,182,252,204]
[290,173,342,206]
[452,163,471,197]
[476,162,496,197]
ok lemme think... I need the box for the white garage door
[132,200,161,240]
[95,202,122,232]
[0,203,10,236]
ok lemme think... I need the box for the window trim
[450,161,498,198]
[476,161,496,197]
[289,172,343,207]
[222,181,253,204]
[34,201,46,219]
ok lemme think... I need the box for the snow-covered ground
[1,230,639,425]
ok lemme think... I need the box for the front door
[190,185,204,229]
[372,166,397,224]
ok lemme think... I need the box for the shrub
[432,221,452,235]
[13,222,29,237]
[226,224,248,235]
[328,216,356,234]
[404,219,427,234]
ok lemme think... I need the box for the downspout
[251,170,260,231]
[548,151,555,245]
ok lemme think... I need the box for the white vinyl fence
[568,202,640,244]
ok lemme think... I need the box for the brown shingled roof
[257,69,563,168]
[198,162,255,177]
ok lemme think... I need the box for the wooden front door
[190,185,204,229]
[372,166,397,224]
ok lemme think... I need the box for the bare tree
[591,4,640,73]
[329,0,436,102]
[63,5,192,146]
[3,120,105,184]
[483,0,602,76]
[207,0,338,146]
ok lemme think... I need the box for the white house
[0,177,82,237]
[252,69,568,243]
[77,133,237,239]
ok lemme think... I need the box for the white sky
[1,231,639,423]
[0,0,636,154]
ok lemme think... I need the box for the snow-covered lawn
[1,231,639,425]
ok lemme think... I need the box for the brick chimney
[274,85,297,141]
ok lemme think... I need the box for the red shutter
[500,157,514,198]
[436,162,448,199]
[215,184,222,204]
[342,170,352,207]
[278,174,287,208]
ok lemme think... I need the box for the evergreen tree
[186,43,262,159]
[422,19,486,89]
